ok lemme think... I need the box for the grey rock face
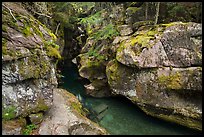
[106,22,202,131]
[2,2,58,122]
[106,59,202,131]
[29,113,44,125]
[116,22,202,69]
[38,88,108,135]
[117,25,133,36]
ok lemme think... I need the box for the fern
[78,10,104,34]
[90,23,119,41]
[78,10,103,25]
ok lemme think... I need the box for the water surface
[59,63,202,135]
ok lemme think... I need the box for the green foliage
[78,10,104,33]
[22,124,37,135]
[44,40,59,49]
[90,24,119,41]
[168,3,186,16]
[87,50,106,60]
[70,2,95,13]
[2,106,16,120]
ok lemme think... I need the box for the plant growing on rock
[22,124,37,135]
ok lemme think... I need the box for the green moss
[45,46,61,59]
[160,22,188,28]
[32,24,43,38]
[133,35,154,48]
[106,59,120,83]
[32,98,49,113]
[22,124,37,135]
[18,54,50,79]
[117,24,167,60]
[2,24,7,32]
[158,71,182,90]
[126,7,141,15]
[2,106,17,120]
[44,40,61,59]
[22,25,32,37]
[2,46,7,55]
[133,21,154,30]
[71,102,87,116]
[2,38,8,55]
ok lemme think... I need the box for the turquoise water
[59,63,202,135]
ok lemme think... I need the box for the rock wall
[2,2,107,135]
[109,22,202,131]
[77,3,202,131]
[2,2,59,122]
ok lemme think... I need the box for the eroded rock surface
[38,88,108,135]
[116,22,202,68]
[2,2,59,134]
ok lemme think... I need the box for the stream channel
[58,62,201,135]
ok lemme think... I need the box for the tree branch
[2,4,18,22]
[32,10,52,18]
[55,23,60,35]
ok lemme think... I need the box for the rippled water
[59,63,201,135]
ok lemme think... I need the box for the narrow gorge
[2,2,202,135]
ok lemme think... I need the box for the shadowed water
[59,63,202,135]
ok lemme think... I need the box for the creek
[58,62,201,135]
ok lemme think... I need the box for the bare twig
[55,23,60,35]
[32,10,52,18]
[2,4,18,22]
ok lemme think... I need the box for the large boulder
[106,21,202,131]
[116,22,202,68]
[106,59,202,131]
[2,2,60,134]
[77,39,112,97]
[38,88,108,135]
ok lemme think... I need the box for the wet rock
[38,88,108,135]
[89,103,108,122]
[106,59,202,131]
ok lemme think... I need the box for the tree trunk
[154,2,160,25]
[145,2,149,20]
[196,2,201,23]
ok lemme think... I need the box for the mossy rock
[158,71,182,90]
[18,54,51,79]
[139,105,202,131]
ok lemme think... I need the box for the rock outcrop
[38,88,108,135]
[116,22,202,68]
[106,22,202,131]
[2,2,59,134]
[77,3,202,130]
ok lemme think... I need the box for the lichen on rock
[2,2,58,124]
